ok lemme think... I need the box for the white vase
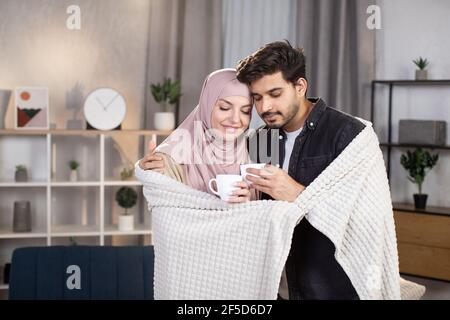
[415,69,428,80]
[118,215,134,231]
[154,112,175,130]
[70,170,78,182]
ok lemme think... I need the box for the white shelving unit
[0,129,171,292]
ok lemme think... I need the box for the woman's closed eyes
[218,104,251,115]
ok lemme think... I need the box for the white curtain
[295,0,375,119]
[222,0,375,128]
[222,0,298,128]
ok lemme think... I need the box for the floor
[402,274,450,300]
[1,275,448,300]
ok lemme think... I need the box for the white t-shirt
[279,126,302,299]
[282,127,303,172]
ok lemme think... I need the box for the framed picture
[15,87,49,129]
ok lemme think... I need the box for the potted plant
[69,236,78,246]
[115,186,138,231]
[400,148,439,209]
[151,78,182,130]
[68,160,80,182]
[120,167,134,181]
[413,57,429,80]
[112,141,136,181]
[15,165,28,182]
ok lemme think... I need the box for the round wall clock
[84,88,126,130]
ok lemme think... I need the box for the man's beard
[262,102,299,129]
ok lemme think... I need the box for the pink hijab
[156,69,252,194]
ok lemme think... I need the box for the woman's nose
[230,109,241,124]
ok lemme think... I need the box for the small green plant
[150,78,182,112]
[400,148,438,194]
[113,142,135,180]
[120,167,134,180]
[413,57,429,70]
[69,236,78,246]
[15,165,27,172]
[68,160,79,170]
[115,187,138,215]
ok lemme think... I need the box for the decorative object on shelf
[69,236,78,246]
[151,78,182,130]
[115,186,137,231]
[51,143,57,179]
[400,148,439,209]
[113,141,135,181]
[14,165,28,182]
[0,89,12,129]
[0,130,165,271]
[399,120,447,146]
[14,87,49,129]
[13,201,31,232]
[3,263,11,285]
[120,167,134,181]
[68,160,80,182]
[413,57,429,80]
[371,80,450,183]
[66,119,84,129]
[84,87,126,130]
[66,82,85,129]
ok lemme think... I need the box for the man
[236,40,365,300]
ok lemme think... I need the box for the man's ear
[294,78,308,97]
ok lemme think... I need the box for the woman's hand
[227,181,251,203]
[138,140,165,174]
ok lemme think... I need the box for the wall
[0,0,150,130]
[0,0,150,180]
[375,0,450,207]
[0,0,152,254]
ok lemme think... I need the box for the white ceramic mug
[208,174,243,201]
[240,163,267,182]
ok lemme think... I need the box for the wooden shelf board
[50,225,100,236]
[0,182,47,187]
[380,143,450,150]
[393,202,450,217]
[0,229,47,239]
[104,224,152,236]
[50,181,101,187]
[0,129,172,136]
[103,180,142,186]
[373,79,450,85]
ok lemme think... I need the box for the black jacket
[250,98,366,299]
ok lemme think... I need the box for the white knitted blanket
[135,120,425,300]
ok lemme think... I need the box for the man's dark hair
[236,40,306,85]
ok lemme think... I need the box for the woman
[138,68,256,203]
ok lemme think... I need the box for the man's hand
[246,165,305,202]
[138,140,164,174]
